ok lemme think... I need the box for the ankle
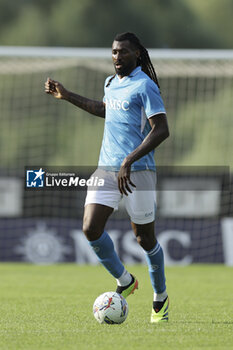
[116,270,132,287]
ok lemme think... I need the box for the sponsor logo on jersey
[105,98,130,111]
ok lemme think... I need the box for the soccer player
[45,32,169,323]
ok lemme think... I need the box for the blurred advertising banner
[0,218,233,266]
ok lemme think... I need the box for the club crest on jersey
[105,98,130,111]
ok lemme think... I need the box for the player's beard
[114,62,137,77]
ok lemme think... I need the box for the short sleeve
[103,75,114,103]
[103,77,108,103]
[140,80,166,118]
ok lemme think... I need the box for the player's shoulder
[104,74,116,88]
[137,71,160,93]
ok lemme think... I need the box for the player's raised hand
[44,77,67,99]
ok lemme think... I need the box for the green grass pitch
[0,264,232,350]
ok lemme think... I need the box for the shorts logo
[26,168,45,188]
[145,211,153,217]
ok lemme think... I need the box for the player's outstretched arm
[45,77,105,118]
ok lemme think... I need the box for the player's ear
[135,49,140,59]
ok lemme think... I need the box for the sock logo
[93,246,100,253]
[151,264,159,271]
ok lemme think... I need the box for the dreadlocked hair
[106,32,160,89]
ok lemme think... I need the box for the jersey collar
[116,66,142,82]
[128,66,142,77]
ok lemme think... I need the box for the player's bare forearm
[65,91,105,118]
[123,114,169,167]
[45,78,105,118]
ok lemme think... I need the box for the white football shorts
[84,168,157,224]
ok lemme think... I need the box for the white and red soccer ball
[93,291,128,324]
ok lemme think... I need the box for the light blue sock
[88,231,124,278]
[145,241,166,294]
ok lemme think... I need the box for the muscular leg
[83,203,113,241]
[83,203,131,283]
[131,221,156,251]
[131,220,167,299]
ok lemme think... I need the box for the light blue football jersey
[98,66,166,171]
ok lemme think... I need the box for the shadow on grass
[172,320,233,325]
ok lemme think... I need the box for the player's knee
[82,220,95,239]
[136,233,156,251]
[82,219,102,241]
[136,234,143,247]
